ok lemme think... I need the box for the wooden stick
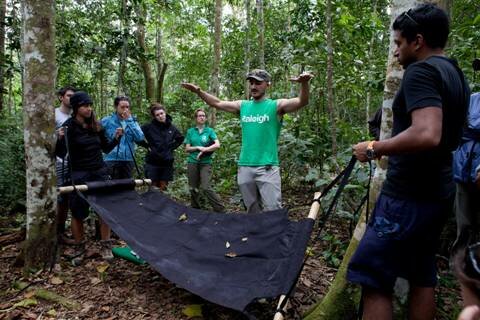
[273,192,322,320]
[58,179,152,194]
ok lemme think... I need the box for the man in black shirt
[348,4,469,319]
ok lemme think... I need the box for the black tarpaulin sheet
[84,185,314,312]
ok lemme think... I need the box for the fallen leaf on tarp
[241,237,248,242]
[225,241,230,248]
[50,276,63,285]
[225,252,237,258]
[182,304,203,318]
[96,263,109,273]
[178,213,188,221]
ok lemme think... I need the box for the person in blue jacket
[101,96,145,179]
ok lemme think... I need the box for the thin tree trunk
[365,0,378,130]
[117,0,128,96]
[326,0,337,158]
[256,0,265,69]
[0,0,6,113]
[155,14,167,104]
[21,0,57,272]
[209,0,222,126]
[135,2,155,104]
[244,0,250,99]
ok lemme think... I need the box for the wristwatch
[366,141,377,160]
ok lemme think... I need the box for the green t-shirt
[184,126,218,164]
[238,99,281,166]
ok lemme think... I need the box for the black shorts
[69,167,110,220]
[347,193,452,292]
[106,161,134,179]
[144,163,174,182]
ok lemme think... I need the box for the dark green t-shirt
[184,126,218,164]
[239,99,281,166]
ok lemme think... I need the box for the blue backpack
[453,93,480,183]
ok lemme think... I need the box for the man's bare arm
[353,106,442,162]
[276,72,314,115]
[182,83,241,114]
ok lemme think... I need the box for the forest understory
[0,188,463,320]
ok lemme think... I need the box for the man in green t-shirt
[182,69,313,213]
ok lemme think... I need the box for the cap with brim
[246,69,271,82]
[70,91,93,110]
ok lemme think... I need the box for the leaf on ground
[101,306,110,312]
[178,213,188,222]
[225,252,237,258]
[50,276,63,285]
[96,263,109,273]
[47,308,57,316]
[225,241,230,248]
[90,277,102,285]
[24,291,35,299]
[0,298,38,312]
[182,304,203,318]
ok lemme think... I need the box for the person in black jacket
[141,103,184,190]
[56,91,123,265]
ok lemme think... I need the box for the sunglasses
[402,9,419,26]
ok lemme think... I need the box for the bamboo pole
[273,192,322,320]
[58,179,152,194]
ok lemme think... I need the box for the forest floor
[0,187,463,320]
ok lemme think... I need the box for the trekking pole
[273,191,322,320]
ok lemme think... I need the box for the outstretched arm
[182,83,241,114]
[276,72,314,115]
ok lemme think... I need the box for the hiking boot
[69,242,86,267]
[100,240,114,263]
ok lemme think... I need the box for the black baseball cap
[70,91,93,110]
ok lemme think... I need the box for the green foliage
[321,233,348,268]
[0,113,25,214]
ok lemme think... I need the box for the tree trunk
[0,0,6,113]
[117,0,128,96]
[326,0,337,158]
[209,0,222,126]
[21,0,57,273]
[244,0,250,99]
[256,0,265,69]
[135,2,155,104]
[155,14,167,104]
[365,0,378,130]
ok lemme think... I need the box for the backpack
[453,93,480,184]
